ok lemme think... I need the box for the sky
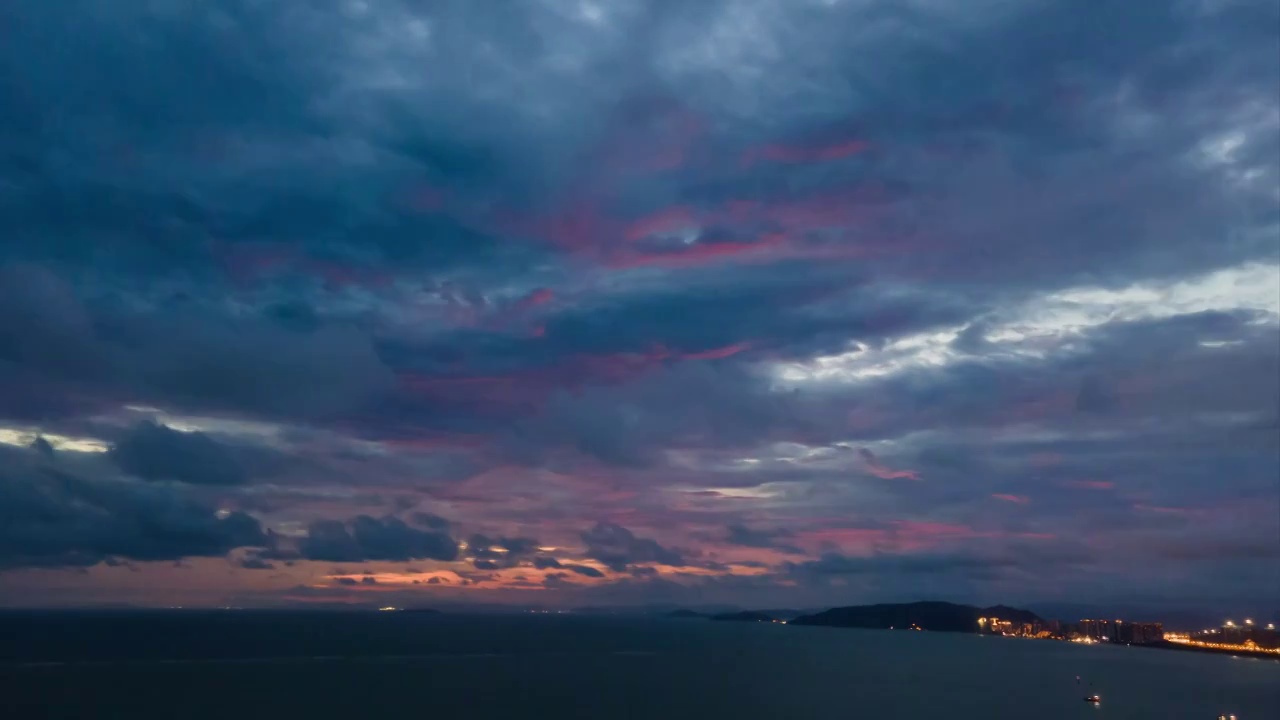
[1,0,1277,615]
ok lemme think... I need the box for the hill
[664,609,706,619]
[710,610,776,622]
[789,601,1041,633]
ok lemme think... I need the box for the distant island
[710,610,776,623]
[789,601,1041,633]
[664,609,706,619]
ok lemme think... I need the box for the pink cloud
[401,343,729,413]
[857,448,921,481]
[992,493,1031,505]
[1029,452,1065,468]
[1066,480,1115,490]
[606,234,789,269]
[523,288,554,306]
[682,342,751,360]
[890,521,1053,543]
[624,206,698,241]
[794,527,891,552]
[794,520,1053,555]
[890,521,979,538]
[490,178,895,271]
[1134,503,1200,516]
[741,139,869,167]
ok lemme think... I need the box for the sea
[1,611,1276,719]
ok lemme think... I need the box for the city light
[1164,634,1280,657]
[968,611,1278,655]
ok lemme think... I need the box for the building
[1120,622,1163,645]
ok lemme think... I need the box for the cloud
[296,516,458,563]
[856,448,921,481]
[562,564,605,578]
[788,542,1095,583]
[580,522,684,572]
[0,0,1276,610]
[991,494,1030,505]
[1066,480,1115,491]
[724,524,802,554]
[0,444,266,569]
[0,263,397,423]
[237,554,275,570]
[467,534,538,569]
[108,421,248,485]
[31,436,54,459]
[411,513,452,530]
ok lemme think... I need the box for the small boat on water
[1083,695,1101,704]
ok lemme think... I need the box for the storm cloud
[0,445,266,569]
[581,523,686,572]
[297,516,459,563]
[109,421,248,486]
[0,0,1275,612]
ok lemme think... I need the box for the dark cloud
[786,542,1099,590]
[30,436,54,459]
[109,421,247,485]
[510,361,837,467]
[237,554,274,570]
[563,564,605,578]
[0,445,266,569]
[581,523,684,572]
[789,552,1009,579]
[0,0,1276,610]
[468,534,538,569]
[296,516,458,563]
[725,525,802,554]
[411,513,451,530]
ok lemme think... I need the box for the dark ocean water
[0,612,1276,719]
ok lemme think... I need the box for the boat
[1083,695,1101,703]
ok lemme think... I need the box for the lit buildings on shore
[977,613,1278,656]
[976,616,1054,639]
[1064,619,1164,645]
[1165,619,1280,655]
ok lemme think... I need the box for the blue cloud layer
[0,0,1276,611]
